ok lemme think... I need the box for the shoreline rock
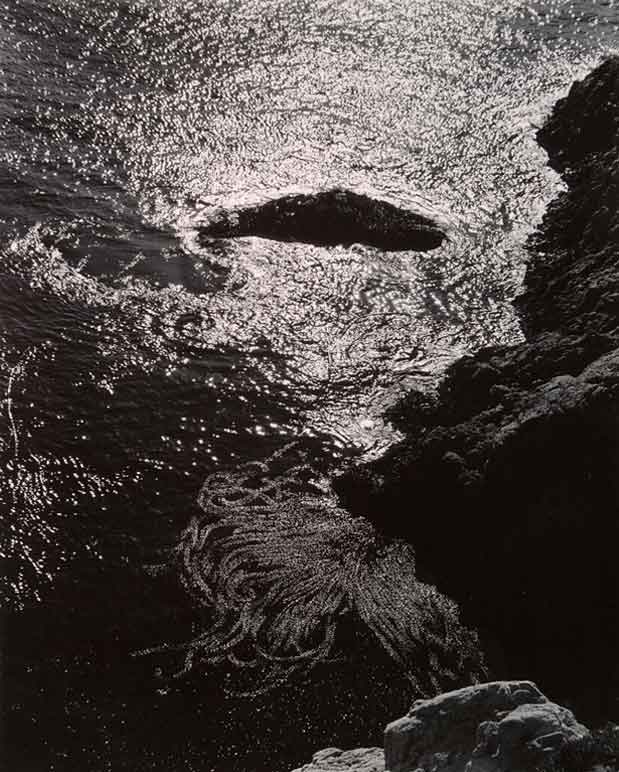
[385,681,588,772]
[293,681,618,772]
[292,747,385,772]
[333,57,619,720]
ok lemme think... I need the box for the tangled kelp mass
[147,446,486,696]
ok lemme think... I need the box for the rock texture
[385,681,589,772]
[198,188,446,251]
[334,58,619,717]
[291,747,384,772]
[292,682,618,772]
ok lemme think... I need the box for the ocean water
[1,2,618,770]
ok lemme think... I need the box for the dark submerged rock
[198,188,446,251]
[334,57,619,721]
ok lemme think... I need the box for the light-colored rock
[385,681,544,772]
[291,747,384,772]
[291,682,599,772]
[384,681,590,772]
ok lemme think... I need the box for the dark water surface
[1,2,618,770]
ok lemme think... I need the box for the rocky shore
[333,57,619,724]
[292,681,618,772]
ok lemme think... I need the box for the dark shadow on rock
[334,57,619,724]
[197,188,446,252]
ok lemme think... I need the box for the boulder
[384,681,589,772]
[291,747,384,772]
[291,682,612,772]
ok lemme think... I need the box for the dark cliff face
[335,57,619,721]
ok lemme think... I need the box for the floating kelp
[141,445,485,696]
[198,189,446,252]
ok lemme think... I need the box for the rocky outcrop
[334,58,619,718]
[533,57,619,178]
[291,747,384,772]
[292,682,619,772]
[198,189,446,251]
[385,681,588,772]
